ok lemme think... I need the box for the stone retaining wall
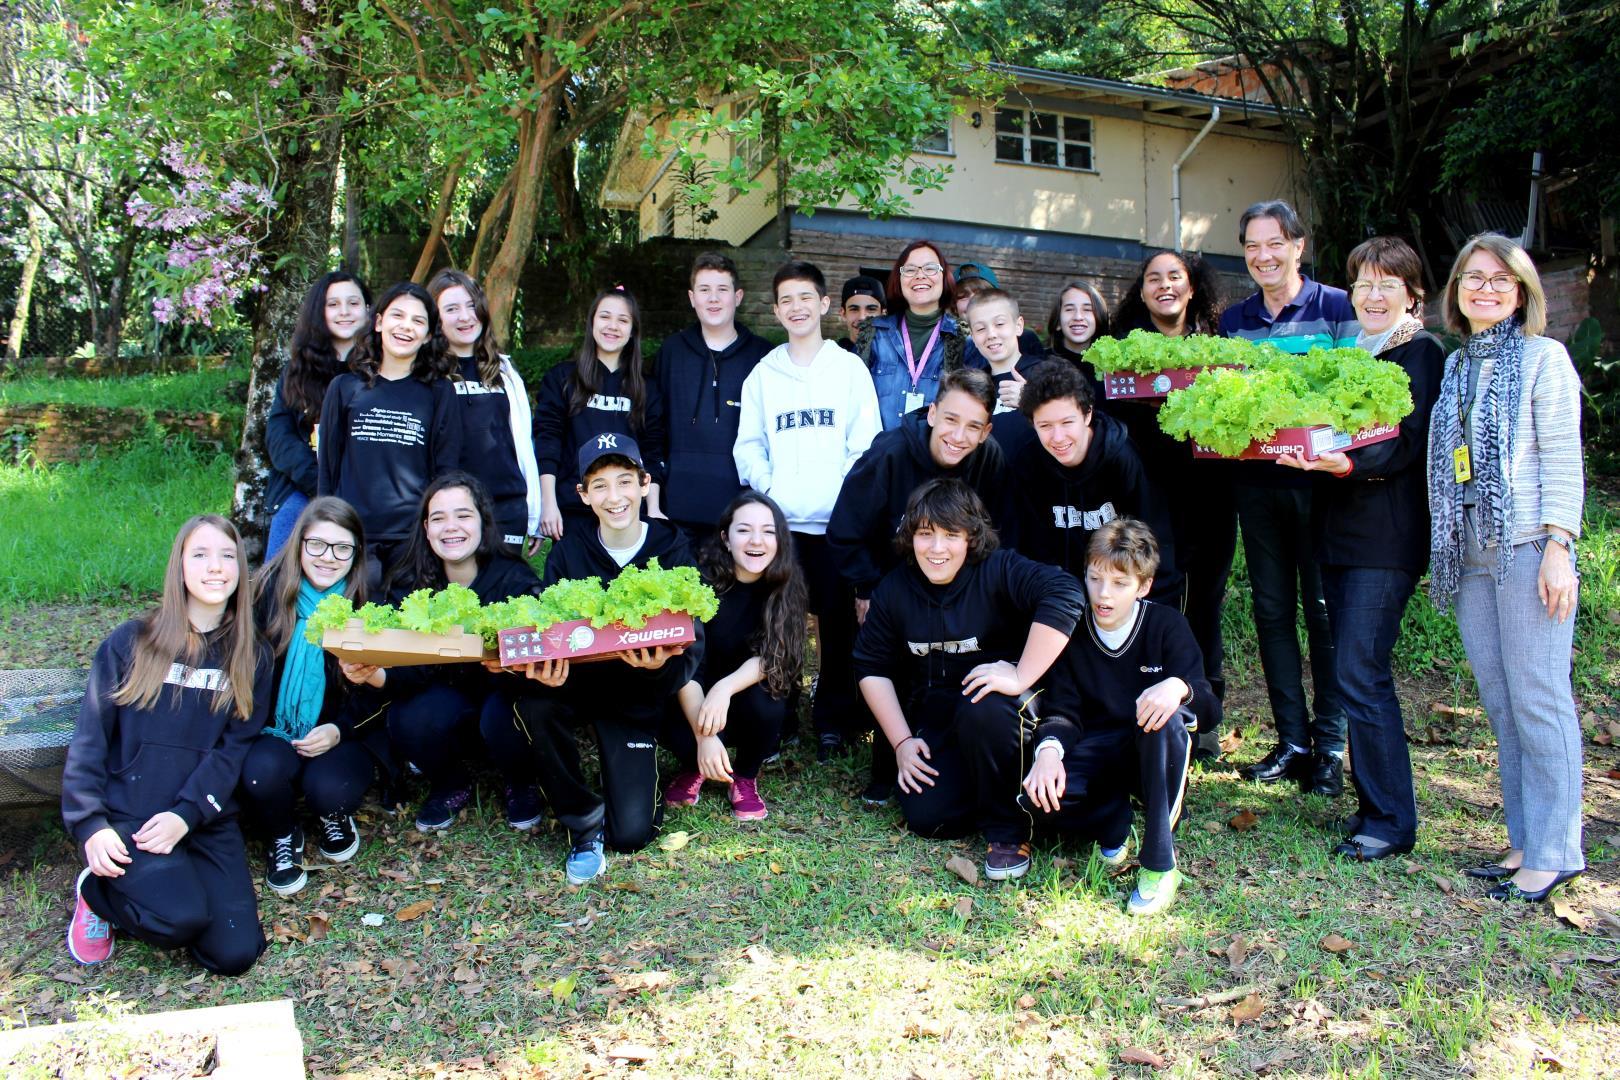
[0,403,238,464]
[8,353,234,378]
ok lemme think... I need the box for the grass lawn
[0,447,1617,1078]
[0,362,249,414]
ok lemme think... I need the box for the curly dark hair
[697,491,808,699]
[894,478,999,565]
[348,281,454,387]
[285,271,372,420]
[1018,356,1095,420]
[1111,250,1222,337]
[383,471,506,597]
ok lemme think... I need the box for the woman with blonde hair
[1427,232,1585,902]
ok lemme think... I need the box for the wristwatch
[1546,534,1577,558]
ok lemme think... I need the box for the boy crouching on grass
[1022,518,1218,915]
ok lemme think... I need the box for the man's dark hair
[772,259,827,299]
[1238,200,1306,244]
[935,366,995,416]
[690,251,740,288]
[1019,356,1095,419]
[894,478,999,563]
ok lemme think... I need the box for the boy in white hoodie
[735,260,881,761]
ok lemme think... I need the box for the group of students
[60,197,1588,976]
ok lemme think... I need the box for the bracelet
[894,735,918,751]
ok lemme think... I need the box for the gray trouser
[1455,520,1585,872]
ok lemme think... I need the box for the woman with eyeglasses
[1278,237,1444,862]
[856,240,967,431]
[241,496,384,896]
[1426,233,1585,903]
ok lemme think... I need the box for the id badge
[903,391,925,415]
[1452,444,1472,484]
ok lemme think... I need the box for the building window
[994,107,1093,171]
[916,124,953,155]
[657,200,675,237]
[732,96,770,180]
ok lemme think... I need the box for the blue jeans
[265,492,310,561]
[1322,566,1417,846]
[1456,522,1584,872]
[1234,484,1344,752]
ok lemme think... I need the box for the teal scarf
[268,578,345,741]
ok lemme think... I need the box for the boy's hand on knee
[961,660,1022,703]
[84,828,131,877]
[1022,745,1067,813]
[132,812,189,855]
[895,736,937,794]
[1136,678,1189,732]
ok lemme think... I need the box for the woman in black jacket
[241,496,384,896]
[1279,236,1444,861]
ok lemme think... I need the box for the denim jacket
[856,312,966,431]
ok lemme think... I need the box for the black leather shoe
[1304,752,1344,797]
[1331,834,1414,861]
[1462,862,1517,881]
[1240,743,1312,783]
[1486,869,1582,903]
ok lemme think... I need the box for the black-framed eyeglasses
[303,538,356,561]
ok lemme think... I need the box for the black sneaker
[266,828,307,896]
[1304,751,1345,797]
[505,784,544,831]
[415,787,472,833]
[860,780,895,807]
[316,814,360,862]
[816,733,848,764]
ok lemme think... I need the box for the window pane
[995,135,1025,162]
[995,108,1024,134]
[1063,117,1092,143]
[1030,111,1058,138]
[1064,144,1093,170]
[1030,139,1058,166]
[917,127,951,153]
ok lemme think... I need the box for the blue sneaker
[565,832,607,886]
[1098,842,1128,868]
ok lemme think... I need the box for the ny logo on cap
[595,434,619,449]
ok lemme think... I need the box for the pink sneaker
[728,777,768,821]
[663,771,704,807]
[67,867,114,965]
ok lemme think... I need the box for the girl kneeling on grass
[662,491,807,821]
[355,472,546,834]
[852,479,1083,881]
[62,515,273,974]
[242,496,388,897]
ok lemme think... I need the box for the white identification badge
[903,391,925,415]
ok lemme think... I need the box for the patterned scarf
[1427,315,1525,609]
[267,577,345,741]
[1356,314,1422,357]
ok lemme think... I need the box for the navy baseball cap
[840,275,887,307]
[577,432,644,480]
[956,262,999,288]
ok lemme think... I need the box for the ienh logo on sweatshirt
[774,408,837,432]
[1050,501,1118,530]
[906,637,982,657]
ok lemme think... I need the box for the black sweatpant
[660,682,786,780]
[238,734,375,838]
[388,682,535,796]
[793,532,865,740]
[513,681,663,853]
[1026,707,1194,873]
[80,818,265,976]
[896,688,1035,845]
[1177,474,1238,707]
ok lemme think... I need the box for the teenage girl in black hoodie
[852,479,1083,882]
[62,515,272,974]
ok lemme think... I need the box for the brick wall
[9,354,234,378]
[0,404,237,464]
[1539,259,1591,345]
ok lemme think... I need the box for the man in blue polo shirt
[1220,200,1352,800]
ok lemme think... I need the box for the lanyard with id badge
[1453,356,1477,484]
[900,320,942,417]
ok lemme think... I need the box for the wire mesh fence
[0,668,86,808]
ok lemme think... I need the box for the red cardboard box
[1191,423,1400,461]
[1103,366,1225,401]
[497,610,696,667]
[321,621,491,667]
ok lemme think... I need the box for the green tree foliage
[944,0,1191,77]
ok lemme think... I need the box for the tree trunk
[4,202,43,367]
[483,87,561,344]
[91,222,139,372]
[341,134,362,271]
[232,11,352,561]
[468,148,520,280]
[410,156,464,283]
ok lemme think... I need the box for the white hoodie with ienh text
[733,339,881,534]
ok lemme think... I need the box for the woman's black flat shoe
[1486,869,1582,903]
[1463,862,1517,881]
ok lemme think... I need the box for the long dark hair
[1111,250,1222,338]
[885,239,957,316]
[894,478,1000,565]
[254,496,368,657]
[427,268,503,389]
[349,281,454,387]
[697,491,807,699]
[569,287,647,432]
[384,471,503,596]
[114,515,260,721]
[1045,279,1111,354]
[285,271,372,420]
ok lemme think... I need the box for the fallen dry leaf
[1430,702,1481,717]
[658,830,691,852]
[945,854,979,886]
[1226,936,1249,973]
[904,1017,947,1039]
[952,896,973,920]
[605,1044,656,1063]
[1118,1045,1168,1069]
[612,971,675,993]
[769,862,783,874]
[1229,992,1265,1024]
[1201,819,1224,834]
[1551,898,1586,929]
[1228,809,1261,832]
[1319,933,1356,954]
[520,954,543,976]
[1016,993,1037,1010]
[1431,873,1456,895]
[307,913,331,942]
[395,900,435,922]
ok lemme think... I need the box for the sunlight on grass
[0,363,249,414]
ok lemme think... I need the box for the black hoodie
[826,409,1006,599]
[852,549,1082,709]
[1005,410,1182,600]
[534,363,669,518]
[654,323,772,529]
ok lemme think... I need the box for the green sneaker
[1127,867,1181,916]
[1097,841,1129,868]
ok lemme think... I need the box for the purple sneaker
[728,777,768,821]
[67,868,114,965]
[663,771,704,807]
